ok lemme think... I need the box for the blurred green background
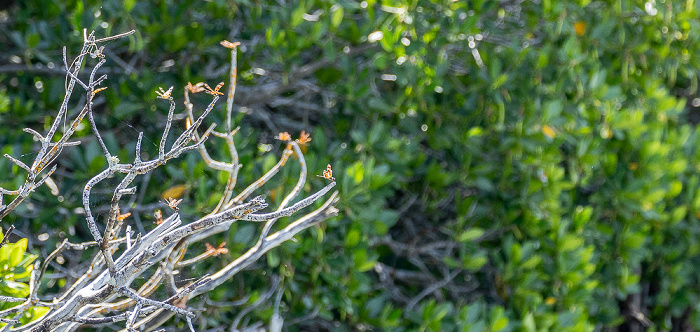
[2,0,700,330]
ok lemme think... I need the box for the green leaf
[27,33,40,48]
[9,239,27,267]
[22,306,49,324]
[347,161,364,184]
[573,206,593,229]
[124,0,136,12]
[560,235,583,252]
[464,254,487,271]
[358,260,376,272]
[544,100,563,121]
[0,244,8,265]
[589,69,606,90]
[521,255,541,270]
[458,228,484,242]
[623,232,646,249]
[668,180,683,198]
[523,312,536,332]
[291,6,304,28]
[491,74,508,89]
[331,6,344,28]
[267,248,280,267]
[492,317,508,332]
[2,280,29,297]
[346,228,360,247]
[71,1,84,29]
[671,206,687,224]
[262,153,277,173]
[353,249,376,272]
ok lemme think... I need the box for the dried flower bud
[317,164,335,181]
[156,86,174,99]
[296,130,312,145]
[275,132,292,141]
[220,40,241,49]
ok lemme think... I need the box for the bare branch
[0,225,15,248]
[10,31,340,332]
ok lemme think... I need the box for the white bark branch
[9,30,339,332]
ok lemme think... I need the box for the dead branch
[1,30,339,332]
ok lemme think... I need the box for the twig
[405,269,461,312]
[0,225,15,248]
[230,275,279,332]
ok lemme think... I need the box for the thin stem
[0,225,15,248]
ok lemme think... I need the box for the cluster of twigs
[0,30,338,332]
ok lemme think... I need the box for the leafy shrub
[3,0,700,330]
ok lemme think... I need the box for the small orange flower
[116,211,132,222]
[204,82,225,96]
[317,164,335,181]
[220,40,241,49]
[93,87,108,95]
[163,197,183,211]
[154,210,163,225]
[186,82,205,94]
[90,46,105,59]
[297,130,312,145]
[205,242,229,256]
[275,132,292,141]
[156,86,174,99]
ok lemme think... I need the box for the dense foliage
[2,0,700,330]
